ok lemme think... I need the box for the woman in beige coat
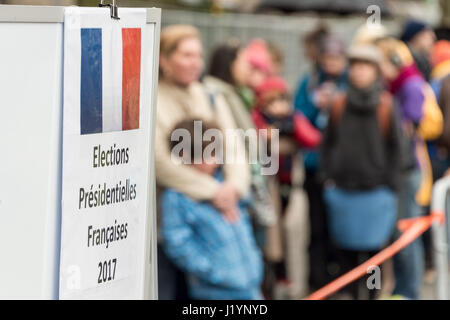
[156,25,251,299]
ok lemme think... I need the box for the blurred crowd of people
[154,19,450,300]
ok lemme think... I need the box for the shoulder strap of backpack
[330,93,347,127]
[331,91,392,138]
[376,91,393,139]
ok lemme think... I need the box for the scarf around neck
[346,79,384,113]
[389,63,423,95]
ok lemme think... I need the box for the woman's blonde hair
[375,37,414,68]
[160,24,200,58]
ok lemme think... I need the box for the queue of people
[154,19,449,300]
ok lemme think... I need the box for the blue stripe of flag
[80,28,102,135]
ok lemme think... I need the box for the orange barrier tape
[304,212,445,300]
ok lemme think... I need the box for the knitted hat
[431,40,450,67]
[400,20,429,43]
[255,77,288,109]
[245,39,274,75]
[347,44,382,66]
[319,33,346,56]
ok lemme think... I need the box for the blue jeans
[393,169,424,300]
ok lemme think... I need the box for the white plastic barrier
[431,176,450,300]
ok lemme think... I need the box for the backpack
[417,83,444,141]
[330,91,393,138]
[415,83,443,206]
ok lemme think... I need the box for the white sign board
[0,6,64,299]
[59,7,156,299]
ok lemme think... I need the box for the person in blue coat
[160,119,264,300]
[294,33,348,172]
[293,31,348,291]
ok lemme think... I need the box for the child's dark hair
[169,119,222,162]
[303,23,329,48]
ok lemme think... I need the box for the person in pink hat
[251,76,321,299]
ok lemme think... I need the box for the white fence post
[431,176,450,300]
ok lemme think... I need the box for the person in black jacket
[319,44,405,299]
[320,47,404,192]
[400,19,436,81]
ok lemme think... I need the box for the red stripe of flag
[122,28,141,131]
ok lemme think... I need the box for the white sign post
[59,7,159,299]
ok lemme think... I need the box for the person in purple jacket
[376,37,426,299]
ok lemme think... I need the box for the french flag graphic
[80,27,141,135]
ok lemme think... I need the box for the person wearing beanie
[376,37,443,300]
[320,44,403,299]
[401,20,429,43]
[317,34,347,79]
[244,39,274,91]
[303,23,330,67]
[251,76,321,299]
[295,33,348,136]
[400,19,436,80]
[293,32,348,291]
[252,77,321,152]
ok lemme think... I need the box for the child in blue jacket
[160,119,263,300]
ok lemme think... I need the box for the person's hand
[315,82,336,110]
[222,207,240,224]
[314,89,327,109]
[212,182,238,215]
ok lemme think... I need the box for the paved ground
[325,268,438,300]
[421,270,436,300]
[422,282,434,299]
